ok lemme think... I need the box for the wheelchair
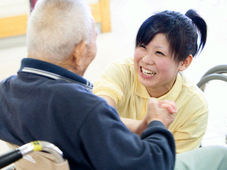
[197,64,227,147]
[0,141,69,170]
[197,65,227,91]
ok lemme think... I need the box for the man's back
[0,58,175,170]
[0,59,105,169]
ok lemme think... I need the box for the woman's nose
[142,55,154,65]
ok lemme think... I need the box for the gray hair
[26,0,93,61]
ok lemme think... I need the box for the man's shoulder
[49,80,101,101]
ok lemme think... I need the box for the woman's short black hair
[135,9,207,62]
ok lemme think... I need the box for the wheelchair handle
[0,141,65,169]
[0,149,22,169]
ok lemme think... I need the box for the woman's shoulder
[180,73,203,93]
[179,73,208,106]
[102,57,135,79]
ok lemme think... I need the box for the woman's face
[134,33,183,97]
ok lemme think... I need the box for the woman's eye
[139,44,146,49]
[156,51,165,56]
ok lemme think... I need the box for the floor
[0,0,227,156]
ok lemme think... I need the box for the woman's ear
[179,54,193,71]
[72,40,87,65]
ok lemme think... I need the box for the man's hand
[146,98,177,128]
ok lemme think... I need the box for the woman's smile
[140,67,156,78]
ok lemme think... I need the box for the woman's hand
[146,98,177,128]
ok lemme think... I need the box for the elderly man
[0,0,176,169]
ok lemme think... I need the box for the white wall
[0,0,99,18]
[0,0,29,18]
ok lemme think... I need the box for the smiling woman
[93,9,208,154]
[134,33,184,98]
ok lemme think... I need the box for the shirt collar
[134,72,182,100]
[158,73,182,101]
[18,58,93,91]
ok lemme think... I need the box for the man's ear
[73,40,87,65]
[179,54,193,71]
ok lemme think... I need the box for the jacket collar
[18,58,93,91]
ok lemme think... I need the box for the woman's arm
[99,95,147,136]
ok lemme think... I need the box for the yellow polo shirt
[93,57,208,153]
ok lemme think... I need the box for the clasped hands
[132,98,177,136]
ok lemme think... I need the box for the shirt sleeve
[93,61,127,107]
[79,102,176,170]
[173,100,208,153]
